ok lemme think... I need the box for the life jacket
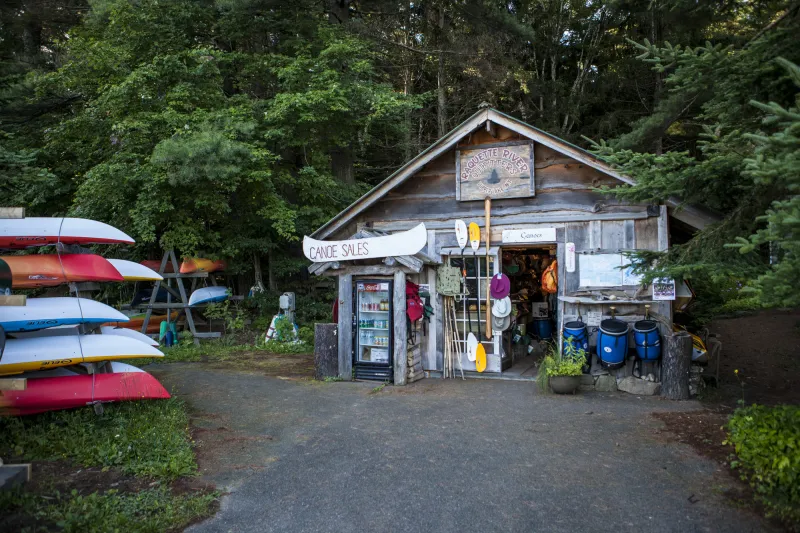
[406,281,424,322]
[541,260,558,294]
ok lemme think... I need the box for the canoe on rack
[0,217,134,250]
[0,298,128,332]
[1,254,124,288]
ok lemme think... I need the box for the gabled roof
[312,108,719,239]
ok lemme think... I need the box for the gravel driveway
[150,364,770,533]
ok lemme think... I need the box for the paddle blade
[468,223,480,252]
[475,343,486,373]
[466,333,478,362]
[455,220,468,250]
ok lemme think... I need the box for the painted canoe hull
[0,297,129,332]
[1,254,124,288]
[0,362,170,416]
[0,335,163,376]
[303,223,427,262]
[188,286,228,306]
[9,325,159,347]
[140,260,174,273]
[179,258,227,274]
[104,312,179,333]
[0,218,134,250]
[107,259,163,281]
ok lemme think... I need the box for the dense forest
[1,0,798,311]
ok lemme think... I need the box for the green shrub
[725,404,800,527]
[536,341,586,392]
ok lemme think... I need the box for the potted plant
[536,341,586,394]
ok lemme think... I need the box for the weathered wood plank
[589,220,602,249]
[601,220,625,250]
[368,210,649,234]
[635,216,659,250]
[624,219,636,249]
[0,295,26,307]
[0,378,26,391]
[0,207,24,219]
[337,274,353,380]
[425,266,439,371]
[320,266,416,277]
[393,270,407,385]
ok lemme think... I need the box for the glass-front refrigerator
[354,280,393,381]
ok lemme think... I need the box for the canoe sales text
[306,242,369,260]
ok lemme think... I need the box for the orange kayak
[2,254,124,288]
[105,311,180,333]
[180,258,227,274]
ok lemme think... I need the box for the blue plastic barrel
[532,317,553,340]
[633,320,661,360]
[596,319,629,368]
[563,320,589,352]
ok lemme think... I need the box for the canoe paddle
[468,223,481,363]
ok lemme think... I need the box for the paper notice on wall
[579,254,623,287]
[653,278,676,300]
[586,310,602,327]
[566,242,576,273]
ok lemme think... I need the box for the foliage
[590,16,800,309]
[725,404,800,527]
[204,298,245,334]
[0,398,196,480]
[0,485,215,533]
[259,339,311,354]
[537,341,586,392]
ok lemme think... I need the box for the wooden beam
[0,464,31,490]
[0,295,26,307]
[0,207,24,219]
[393,270,407,385]
[337,274,353,380]
[161,272,208,279]
[0,378,26,391]
[320,265,417,277]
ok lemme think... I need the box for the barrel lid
[564,321,586,329]
[634,319,658,332]
[600,318,628,334]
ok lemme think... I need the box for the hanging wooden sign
[456,143,534,201]
[303,223,427,263]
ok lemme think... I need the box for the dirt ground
[652,309,800,530]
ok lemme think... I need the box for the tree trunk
[267,249,278,291]
[327,0,350,24]
[661,332,692,400]
[330,145,354,184]
[314,323,339,379]
[436,51,447,137]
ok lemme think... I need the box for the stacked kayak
[0,216,170,416]
[0,362,170,416]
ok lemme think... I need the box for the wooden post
[662,331,692,399]
[337,274,353,380]
[484,197,492,339]
[393,270,407,385]
[314,323,338,379]
[0,207,24,219]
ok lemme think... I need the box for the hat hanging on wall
[492,313,511,332]
[489,273,510,299]
[492,296,512,318]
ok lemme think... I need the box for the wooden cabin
[306,108,717,390]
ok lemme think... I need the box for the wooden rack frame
[138,250,221,345]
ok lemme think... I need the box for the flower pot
[549,375,581,395]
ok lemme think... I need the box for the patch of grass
[0,399,196,480]
[725,404,800,529]
[370,383,388,394]
[0,486,215,533]
[133,339,312,367]
[0,399,217,532]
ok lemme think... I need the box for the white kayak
[0,335,163,376]
[107,259,163,281]
[0,297,129,332]
[0,217,134,249]
[188,286,229,306]
[9,325,159,347]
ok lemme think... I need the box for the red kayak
[0,362,170,416]
[1,254,124,288]
[140,259,175,273]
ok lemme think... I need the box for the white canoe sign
[303,223,427,263]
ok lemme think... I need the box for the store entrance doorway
[498,245,558,379]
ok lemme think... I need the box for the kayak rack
[138,250,221,345]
